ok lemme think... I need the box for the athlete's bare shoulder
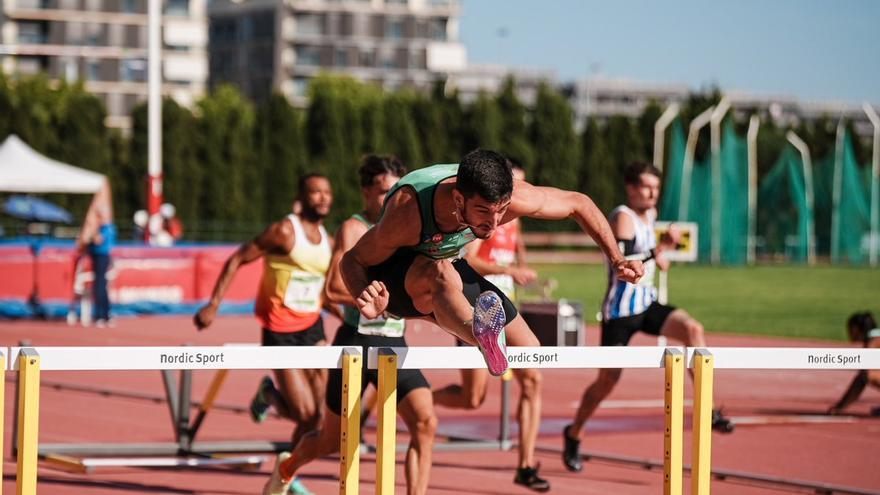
[256,216,295,254]
[376,186,420,244]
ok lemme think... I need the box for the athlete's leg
[405,256,477,345]
[397,387,437,495]
[659,309,706,347]
[433,368,489,410]
[569,368,622,439]
[273,366,326,445]
[504,315,543,469]
[278,408,342,482]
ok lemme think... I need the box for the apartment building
[0,0,208,128]
[207,0,466,105]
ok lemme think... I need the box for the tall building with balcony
[0,0,208,128]
[207,0,466,105]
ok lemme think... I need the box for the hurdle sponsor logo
[159,351,225,366]
[507,350,559,366]
[806,353,861,367]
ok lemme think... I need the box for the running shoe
[514,464,550,492]
[711,409,735,433]
[561,423,583,472]
[472,291,508,377]
[250,376,275,423]
[288,477,314,495]
[262,452,292,495]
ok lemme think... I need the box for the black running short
[366,249,517,324]
[261,317,327,347]
[325,322,430,416]
[601,302,676,346]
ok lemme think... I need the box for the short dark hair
[456,149,513,203]
[623,162,662,186]
[847,311,877,343]
[359,154,407,187]
[298,173,328,198]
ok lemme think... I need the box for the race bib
[283,271,324,313]
[357,315,405,337]
[485,274,515,300]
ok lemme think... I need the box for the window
[335,48,348,67]
[359,49,373,68]
[86,58,101,81]
[17,22,46,44]
[164,0,188,16]
[386,18,404,39]
[296,46,321,66]
[292,77,309,98]
[296,14,323,36]
[120,58,147,81]
[429,18,446,40]
[122,0,138,13]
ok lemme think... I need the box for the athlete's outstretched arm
[508,181,643,283]
[340,190,420,319]
[194,220,293,330]
[324,218,368,306]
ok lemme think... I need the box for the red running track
[2,314,879,494]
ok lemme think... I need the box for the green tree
[255,93,306,220]
[462,91,502,152]
[161,99,201,229]
[637,100,664,164]
[430,81,465,162]
[197,85,257,225]
[496,76,534,168]
[580,117,617,212]
[528,83,579,231]
[383,89,423,167]
[0,73,12,141]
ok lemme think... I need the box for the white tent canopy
[0,134,106,194]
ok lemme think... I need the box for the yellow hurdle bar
[692,349,714,495]
[339,348,362,495]
[16,349,41,495]
[663,348,684,495]
[1,350,5,495]
[375,348,398,495]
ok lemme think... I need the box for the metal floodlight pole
[831,120,845,263]
[746,115,760,265]
[146,0,163,243]
[709,98,730,264]
[679,106,715,221]
[653,103,680,171]
[863,102,880,267]
[786,131,816,265]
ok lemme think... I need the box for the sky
[459,0,880,104]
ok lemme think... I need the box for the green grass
[530,264,880,342]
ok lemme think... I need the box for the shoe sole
[473,291,508,377]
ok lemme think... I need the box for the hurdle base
[43,452,266,473]
[39,440,291,457]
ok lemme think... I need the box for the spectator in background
[827,312,880,416]
[77,183,116,327]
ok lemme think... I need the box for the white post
[786,131,816,265]
[863,102,880,267]
[709,98,730,264]
[831,120,845,263]
[679,106,715,221]
[746,115,760,265]
[146,0,163,242]
[653,103,680,171]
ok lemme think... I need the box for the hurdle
[368,345,686,495]
[688,347,880,495]
[5,345,363,495]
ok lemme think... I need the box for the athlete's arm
[508,181,643,283]
[194,220,294,330]
[340,190,420,318]
[324,218,369,306]
[828,370,868,415]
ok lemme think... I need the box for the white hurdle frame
[5,345,363,495]
[368,346,687,495]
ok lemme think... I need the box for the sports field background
[532,263,880,341]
